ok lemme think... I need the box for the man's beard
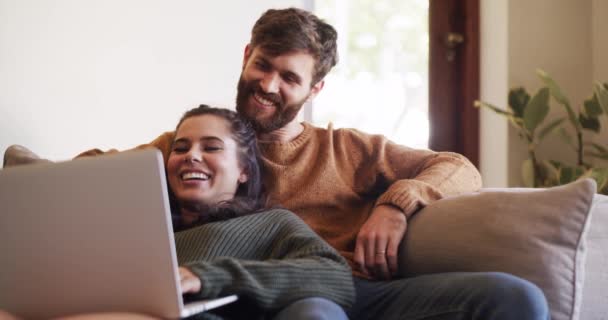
[236,76,308,134]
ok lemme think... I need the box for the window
[312,0,429,148]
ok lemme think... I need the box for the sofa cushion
[399,178,596,320]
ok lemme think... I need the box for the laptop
[0,149,237,319]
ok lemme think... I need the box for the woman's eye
[172,146,189,153]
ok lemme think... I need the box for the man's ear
[307,80,325,102]
[242,44,252,69]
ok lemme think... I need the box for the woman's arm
[177,210,355,312]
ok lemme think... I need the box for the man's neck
[257,120,304,143]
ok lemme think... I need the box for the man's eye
[255,61,270,70]
[284,77,298,84]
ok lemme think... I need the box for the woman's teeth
[182,172,210,181]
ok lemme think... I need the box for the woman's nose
[185,150,202,163]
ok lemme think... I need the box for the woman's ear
[238,172,249,184]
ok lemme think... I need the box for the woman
[1,105,354,320]
[161,104,354,319]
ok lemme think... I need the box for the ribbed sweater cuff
[375,179,443,218]
[186,263,233,299]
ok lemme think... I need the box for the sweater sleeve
[182,211,355,311]
[341,129,482,219]
[74,131,175,164]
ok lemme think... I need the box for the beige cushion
[399,178,596,320]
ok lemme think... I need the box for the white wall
[479,0,509,187]
[592,0,608,150]
[0,0,304,161]
[480,0,605,187]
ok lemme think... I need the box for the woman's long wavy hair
[169,104,267,230]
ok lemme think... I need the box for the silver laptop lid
[0,149,184,319]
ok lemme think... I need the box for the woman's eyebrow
[200,136,224,143]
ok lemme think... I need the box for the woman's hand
[178,267,202,294]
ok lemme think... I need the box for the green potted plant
[475,69,608,194]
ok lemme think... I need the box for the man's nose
[259,72,280,93]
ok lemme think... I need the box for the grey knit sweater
[174,208,355,317]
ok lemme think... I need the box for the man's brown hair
[250,7,338,86]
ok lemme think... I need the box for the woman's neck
[180,207,202,226]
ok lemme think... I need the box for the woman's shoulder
[243,208,302,225]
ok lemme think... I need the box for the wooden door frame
[428,0,480,167]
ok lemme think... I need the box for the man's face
[236,46,323,133]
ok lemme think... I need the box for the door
[429,0,480,166]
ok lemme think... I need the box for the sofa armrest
[580,194,608,320]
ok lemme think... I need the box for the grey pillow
[399,178,596,320]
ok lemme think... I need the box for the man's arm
[342,129,482,279]
[75,131,175,164]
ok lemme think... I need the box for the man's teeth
[182,172,210,181]
[254,93,275,106]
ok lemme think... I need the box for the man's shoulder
[304,122,380,141]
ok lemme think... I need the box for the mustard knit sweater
[78,122,482,275]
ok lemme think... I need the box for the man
[5,7,549,320]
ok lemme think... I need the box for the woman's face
[167,114,248,208]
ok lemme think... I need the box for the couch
[3,146,607,319]
[399,178,608,320]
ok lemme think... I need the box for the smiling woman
[163,105,355,319]
[0,105,355,320]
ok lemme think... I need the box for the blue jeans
[348,272,549,320]
[273,297,349,320]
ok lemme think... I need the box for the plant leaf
[521,158,535,187]
[579,112,601,132]
[558,128,576,150]
[538,117,565,141]
[590,143,608,154]
[537,69,580,130]
[540,160,560,184]
[595,82,608,115]
[586,152,608,161]
[476,101,526,133]
[475,101,513,116]
[588,167,608,193]
[508,87,530,118]
[584,93,604,116]
[523,87,550,132]
[537,69,569,104]
[559,166,585,185]
[549,160,564,170]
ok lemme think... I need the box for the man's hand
[354,204,407,280]
[178,267,202,294]
[3,145,51,168]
